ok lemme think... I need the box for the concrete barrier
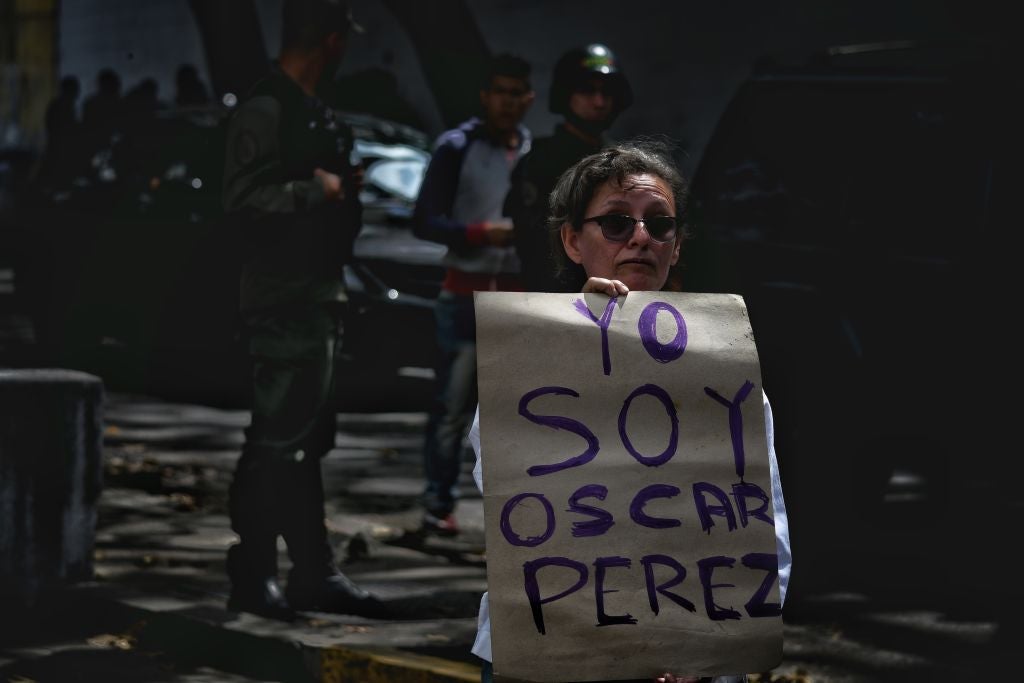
[0,368,103,608]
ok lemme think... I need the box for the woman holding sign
[471,139,791,683]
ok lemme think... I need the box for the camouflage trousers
[228,301,346,579]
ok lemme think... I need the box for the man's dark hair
[481,53,531,90]
[281,0,355,51]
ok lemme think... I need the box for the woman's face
[561,173,681,292]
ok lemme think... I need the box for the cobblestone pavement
[0,269,1020,683]
[1,387,1019,682]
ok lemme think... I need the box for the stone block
[0,369,103,607]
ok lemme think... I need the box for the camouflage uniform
[505,43,633,295]
[222,67,362,591]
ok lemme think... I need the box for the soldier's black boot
[226,543,295,621]
[226,454,295,621]
[286,563,389,618]
[282,457,389,618]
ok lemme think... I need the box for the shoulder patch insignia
[234,130,259,166]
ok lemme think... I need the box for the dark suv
[682,41,1020,591]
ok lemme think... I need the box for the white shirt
[468,390,792,671]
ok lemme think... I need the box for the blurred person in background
[36,75,82,188]
[505,42,633,293]
[117,78,163,184]
[174,63,211,108]
[45,75,80,140]
[81,67,123,156]
[412,53,535,536]
[327,49,425,130]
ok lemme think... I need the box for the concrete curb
[318,646,479,683]
[67,583,481,683]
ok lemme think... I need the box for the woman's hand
[654,675,700,683]
[581,277,630,296]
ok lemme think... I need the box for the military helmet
[548,43,633,117]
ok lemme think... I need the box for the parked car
[11,103,444,411]
[681,40,1020,589]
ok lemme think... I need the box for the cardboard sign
[475,291,782,682]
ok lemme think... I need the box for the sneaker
[422,511,459,537]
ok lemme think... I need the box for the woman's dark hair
[546,137,690,286]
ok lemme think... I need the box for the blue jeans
[422,291,477,516]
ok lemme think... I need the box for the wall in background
[48,0,1015,174]
[59,0,206,115]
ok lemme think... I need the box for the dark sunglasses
[582,214,678,243]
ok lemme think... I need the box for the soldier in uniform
[505,43,634,293]
[221,0,385,621]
